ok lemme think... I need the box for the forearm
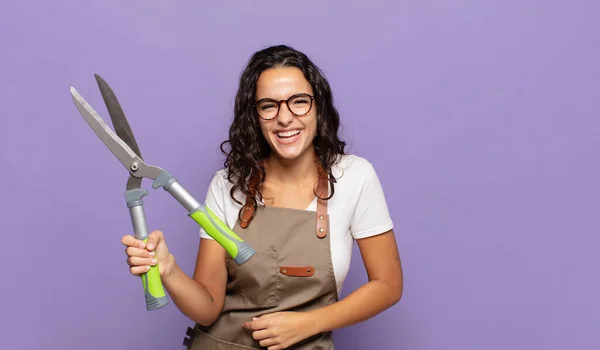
[310,279,402,333]
[161,255,221,326]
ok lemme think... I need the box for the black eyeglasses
[253,93,315,120]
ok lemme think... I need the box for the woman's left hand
[242,311,319,349]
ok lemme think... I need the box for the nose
[275,102,294,126]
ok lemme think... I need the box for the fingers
[255,313,279,320]
[243,319,266,331]
[121,234,146,249]
[121,230,164,250]
[254,329,283,349]
[259,337,279,348]
[252,328,275,341]
[126,255,157,267]
[125,249,157,276]
[125,246,151,258]
[123,241,154,260]
[145,230,164,252]
[242,316,287,349]
[121,232,163,276]
[248,326,278,347]
[129,264,153,275]
[127,256,157,274]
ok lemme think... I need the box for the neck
[265,148,319,185]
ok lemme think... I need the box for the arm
[242,160,400,348]
[161,238,228,326]
[243,229,403,349]
[122,172,230,324]
[309,229,403,333]
[307,161,403,330]
[160,171,230,325]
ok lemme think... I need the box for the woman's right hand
[121,230,174,279]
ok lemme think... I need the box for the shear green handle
[151,169,256,265]
[140,236,168,310]
[190,205,256,265]
[126,188,169,311]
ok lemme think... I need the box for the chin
[276,151,304,161]
[271,145,305,161]
[268,134,312,161]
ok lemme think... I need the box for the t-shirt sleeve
[350,161,394,240]
[199,173,227,240]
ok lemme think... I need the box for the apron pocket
[226,246,280,307]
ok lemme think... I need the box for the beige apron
[183,171,338,349]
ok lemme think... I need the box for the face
[255,66,317,162]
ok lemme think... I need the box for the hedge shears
[69,74,255,311]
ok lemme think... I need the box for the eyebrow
[255,92,312,101]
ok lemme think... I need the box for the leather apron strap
[183,165,338,349]
[239,165,329,238]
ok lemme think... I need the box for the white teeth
[277,130,300,138]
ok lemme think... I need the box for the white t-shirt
[199,154,394,295]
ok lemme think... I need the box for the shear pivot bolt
[130,163,139,171]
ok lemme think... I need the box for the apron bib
[183,172,338,349]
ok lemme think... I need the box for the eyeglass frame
[252,93,315,120]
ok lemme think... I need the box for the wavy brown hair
[219,45,346,217]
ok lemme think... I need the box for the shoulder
[334,153,376,172]
[327,153,388,212]
[204,168,228,197]
[207,168,234,192]
[331,154,379,186]
[209,168,229,188]
[331,154,393,239]
[205,168,245,208]
[200,168,245,237]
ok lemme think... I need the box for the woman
[122,45,403,349]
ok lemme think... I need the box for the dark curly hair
[219,44,346,217]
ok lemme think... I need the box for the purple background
[2,1,599,349]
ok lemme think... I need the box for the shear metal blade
[93,74,144,161]
[70,86,140,173]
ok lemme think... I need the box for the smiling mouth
[276,130,301,138]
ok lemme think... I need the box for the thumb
[146,230,164,252]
